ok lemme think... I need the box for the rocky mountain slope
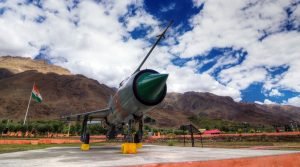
[1,56,300,127]
[0,56,113,121]
[0,56,70,75]
[151,92,300,127]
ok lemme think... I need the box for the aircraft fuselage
[106,69,168,128]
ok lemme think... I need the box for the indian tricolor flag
[32,84,42,103]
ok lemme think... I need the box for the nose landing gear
[122,118,143,154]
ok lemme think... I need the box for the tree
[27,124,33,132]
[89,124,107,135]
[62,124,70,134]
[237,128,243,134]
[144,125,151,131]
[0,123,5,136]
[249,128,255,133]
[1,119,8,124]
[69,124,81,135]
[50,121,63,133]
[36,124,49,135]
[20,124,27,137]
[15,124,22,133]
[75,123,81,135]
[220,126,229,132]
[8,123,16,132]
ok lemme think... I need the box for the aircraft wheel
[134,133,140,143]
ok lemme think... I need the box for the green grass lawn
[0,137,80,140]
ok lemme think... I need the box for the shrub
[237,128,243,134]
[249,128,255,133]
[8,123,17,132]
[166,133,176,139]
[167,140,174,146]
[0,123,5,135]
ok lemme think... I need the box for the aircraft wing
[61,108,110,121]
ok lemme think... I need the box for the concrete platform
[0,145,299,167]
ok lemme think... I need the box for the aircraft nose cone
[137,73,168,102]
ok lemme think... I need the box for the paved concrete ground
[0,145,299,167]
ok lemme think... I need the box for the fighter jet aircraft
[62,21,173,146]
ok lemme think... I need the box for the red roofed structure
[203,129,221,135]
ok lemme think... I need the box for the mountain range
[1,56,300,128]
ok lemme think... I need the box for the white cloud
[269,89,283,97]
[0,0,242,99]
[264,99,277,105]
[219,67,267,90]
[284,96,300,107]
[254,101,263,105]
[160,3,176,12]
[166,65,241,100]
[174,0,300,99]
[0,0,299,105]
[0,0,159,87]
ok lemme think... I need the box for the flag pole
[23,82,34,125]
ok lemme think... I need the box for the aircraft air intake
[133,69,168,106]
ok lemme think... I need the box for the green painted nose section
[137,73,168,102]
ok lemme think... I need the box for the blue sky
[0,0,300,106]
